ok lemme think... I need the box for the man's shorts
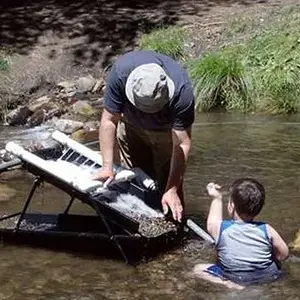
[116,120,173,193]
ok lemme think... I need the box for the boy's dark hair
[230,178,265,217]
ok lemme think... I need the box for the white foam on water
[46,160,103,192]
[108,193,164,218]
[47,160,96,178]
[45,160,161,218]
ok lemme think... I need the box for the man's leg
[116,120,154,179]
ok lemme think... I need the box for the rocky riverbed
[0,75,106,164]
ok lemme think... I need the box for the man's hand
[161,189,183,222]
[91,168,115,187]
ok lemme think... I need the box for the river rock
[56,80,77,97]
[27,102,63,127]
[75,76,96,93]
[92,78,105,93]
[7,106,32,126]
[72,101,97,118]
[53,119,84,134]
[290,230,300,251]
[0,149,15,162]
[28,95,52,112]
[71,128,99,143]
[90,97,104,109]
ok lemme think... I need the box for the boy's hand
[206,182,222,199]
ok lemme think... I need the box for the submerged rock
[290,230,300,251]
[0,149,15,162]
[0,184,16,202]
[92,78,105,93]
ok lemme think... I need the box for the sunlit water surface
[0,113,299,300]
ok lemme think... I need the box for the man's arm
[162,81,195,222]
[161,127,191,222]
[91,109,121,183]
[91,62,123,183]
[166,127,192,192]
[99,109,121,173]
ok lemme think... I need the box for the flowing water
[0,113,300,300]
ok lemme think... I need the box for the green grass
[245,26,300,113]
[187,5,300,114]
[186,52,251,112]
[136,5,300,114]
[0,58,9,71]
[139,26,186,60]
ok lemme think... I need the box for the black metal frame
[0,152,183,264]
[0,173,133,263]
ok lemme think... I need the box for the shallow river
[0,113,299,300]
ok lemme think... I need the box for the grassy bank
[139,4,300,114]
[139,26,186,61]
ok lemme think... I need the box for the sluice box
[0,131,183,264]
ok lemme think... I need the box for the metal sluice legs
[12,176,130,264]
[14,177,42,231]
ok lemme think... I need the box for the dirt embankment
[1,0,291,105]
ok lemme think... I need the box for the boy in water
[194,178,289,290]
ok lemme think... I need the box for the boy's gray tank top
[216,220,274,272]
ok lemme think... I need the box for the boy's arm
[206,183,223,241]
[267,224,289,261]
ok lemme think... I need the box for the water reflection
[0,113,300,299]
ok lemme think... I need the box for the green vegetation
[139,5,300,114]
[0,48,11,71]
[186,52,250,112]
[139,26,185,61]
[0,58,9,71]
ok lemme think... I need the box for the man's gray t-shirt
[103,50,195,131]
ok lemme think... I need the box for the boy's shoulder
[220,220,268,234]
[216,220,270,246]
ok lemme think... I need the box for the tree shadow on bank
[0,0,268,68]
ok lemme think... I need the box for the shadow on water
[1,0,268,67]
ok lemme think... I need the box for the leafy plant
[139,26,185,60]
[186,53,250,112]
